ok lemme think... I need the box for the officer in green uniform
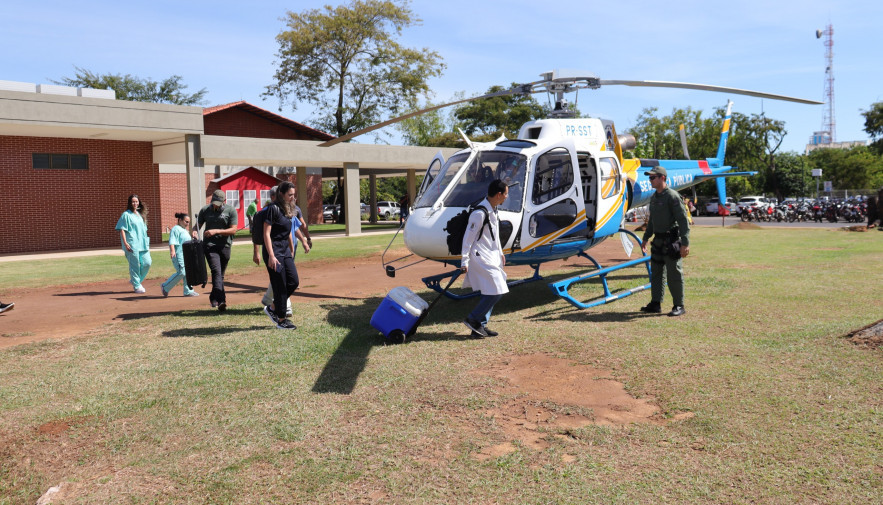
[639,167,691,316]
[192,190,238,312]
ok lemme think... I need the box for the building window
[260,189,270,207]
[226,190,240,209]
[243,190,256,211]
[33,153,88,170]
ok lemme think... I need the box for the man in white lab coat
[461,179,509,338]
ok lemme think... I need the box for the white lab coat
[461,199,509,295]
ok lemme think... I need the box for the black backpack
[251,206,269,246]
[444,204,491,256]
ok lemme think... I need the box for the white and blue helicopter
[325,70,820,309]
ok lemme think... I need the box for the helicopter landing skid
[422,264,543,300]
[549,237,652,309]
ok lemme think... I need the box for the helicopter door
[417,151,445,199]
[592,155,626,237]
[577,152,596,234]
[519,143,582,251]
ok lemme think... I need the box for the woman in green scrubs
[116,194,152,293]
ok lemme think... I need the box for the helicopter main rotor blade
[318,85,540,147]
[599,80,823,105]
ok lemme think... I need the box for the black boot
[668,305,686,317]
[640,301,662,313]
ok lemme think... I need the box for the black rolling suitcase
[182,239,208,289]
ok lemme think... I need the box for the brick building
[0,87,332,254]
[157,101,333,232]
[1,81,453,255]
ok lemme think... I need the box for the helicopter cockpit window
[531,148,574,205]
[443,151,527,209]
[415,153,469,208]
[418,157,443,198]
[598,157,621,200]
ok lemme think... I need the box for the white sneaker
[134,286,146,294]
[0,302,14,314]
[185,292,200,297]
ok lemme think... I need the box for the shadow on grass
[115,307,260,321]
[310,270,604,395]
[162,325,267,338]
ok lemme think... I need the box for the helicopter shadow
[311,295,468,395]
[311,271,588,395]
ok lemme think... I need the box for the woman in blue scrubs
[161,212,199,297]
[116,194,152,293]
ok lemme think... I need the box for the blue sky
[2,0,880,154]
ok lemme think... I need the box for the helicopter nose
[403,206,455,260]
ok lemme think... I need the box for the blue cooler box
[370,287,428,339]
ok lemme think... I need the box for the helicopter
[323,70,820,308]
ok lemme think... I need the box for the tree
[397,87,548,148]
[396,94,461,147]
[807,146,883,190]
[628,106,713,160]
[861,101,883,155]
[53,67,208,105]
[265,0,444,140]
[627,106,795,198]
[453,85,549,139]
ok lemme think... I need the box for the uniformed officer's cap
[644,166,667,177]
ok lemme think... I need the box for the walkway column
[295,167,309,223]
[407,168,417,206]
[184,134,205,234]
[343,162,362,236]
[369,174,378,224]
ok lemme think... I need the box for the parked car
[705,197,737,215]
[736,196,770,213]
[322,204,339,223]
[376,201,401,220]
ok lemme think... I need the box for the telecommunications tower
[812,24,835,145]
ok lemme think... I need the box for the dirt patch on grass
[841,225,870,232]
[844,319,883,349]
[472,353,691,459]
[729,222,763,230]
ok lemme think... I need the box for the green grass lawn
[0,231,400,291]
[1,227,881,504]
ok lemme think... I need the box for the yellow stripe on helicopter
[593,191,624,231]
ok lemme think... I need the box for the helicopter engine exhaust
[618,134,636,151]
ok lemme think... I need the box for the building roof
[203,101,335,141]
[205,166,282,196]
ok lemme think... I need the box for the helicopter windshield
[414,152,470,209]
[441,151,528,211]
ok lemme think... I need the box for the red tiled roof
[203,101,336,141]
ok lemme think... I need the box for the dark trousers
[264,252,299,320]
[205,246,231,305]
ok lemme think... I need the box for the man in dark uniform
[639,167,691,317]
[192,190,238,312]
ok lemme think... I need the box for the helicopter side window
[598,157,621,200]
[529,199,578,238]
[415,153,469,208]
[532,148,574,205]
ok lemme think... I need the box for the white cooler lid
[388,286,429,317]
